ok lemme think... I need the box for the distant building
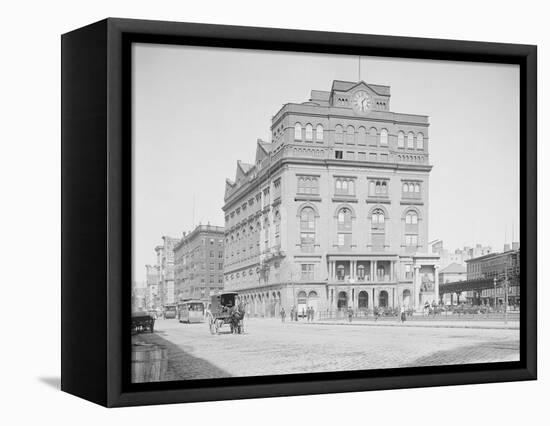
[222,80,440,315]
[131,283,147,312]
[438,262,467,305]
[465,246,520,307]
[430,240,492,269]
[173,224,225,302]
[145,264,160,310]
[155,236,180,307]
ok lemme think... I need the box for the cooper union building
[222,80,440,316]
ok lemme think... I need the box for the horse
[230,302,246,334]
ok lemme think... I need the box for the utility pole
[493,277,497,310]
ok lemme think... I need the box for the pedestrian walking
[310,306,315,322]
[294,309,298,322]
[347,306,353,323]
[290,306,295,322]
[400,305,406,323]
[280,307,286,322]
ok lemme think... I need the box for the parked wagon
[205,292,245,334]
[131,311,155,334]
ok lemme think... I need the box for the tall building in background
[145,264,160,310]
[173,224,225,302]
[223,80,439,315]
[154,236,179,307]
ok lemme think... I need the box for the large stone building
[173,224,225,302]
[154,236,179,307]
[222,80,439,316]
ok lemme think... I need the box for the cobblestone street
[132,318,519,382]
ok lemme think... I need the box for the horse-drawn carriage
[205,292,245,334]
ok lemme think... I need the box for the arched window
[398,131,405,148]
[305,123,313,141]
[357,126,367,145]
[367,127,377,145]
[380,128,388,145]
[294,123,302,141]
[417,133,424,150]
[371,208,385,230]
[345,125,355,144]
[335,125,344,144]
[403,183,409,193]
[315,124,324,142]
[300,207,315,252]
[407,131,415,149]
[337,207,352,249]
[414,183,420,193]
[405,211,418,224]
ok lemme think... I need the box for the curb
[303,321,519,330]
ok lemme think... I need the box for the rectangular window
[346,151,355,160]
[335,178,355,196]
[301,264,314,280]
[380,153,388,162]
[358,152,366,161]
[297,176,319,195]
[335,150,343,159]
[369,153,377,162]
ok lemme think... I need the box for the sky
[132,43,519,283]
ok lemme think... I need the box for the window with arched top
[305,124,313,141]
[407,131,415,149]
[294,123,302,141]
[405,211,418,225]
[371,208,385,230]
[380,128,388,145]
[357,126,367,145]
[398,131,405,148]
[345,125,355,144]
[403,183,409,193]
[335,125,344,144]
[300,207,315,252]
[315,124,324,142]
[337,207,352,250]
[417,133,424,150]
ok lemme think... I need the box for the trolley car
[177,300,205,323]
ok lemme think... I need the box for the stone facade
[154,236,179,307]
[222,80,439,316]
[173,225,225,303]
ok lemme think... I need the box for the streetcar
[177,300,205,323]
[163,304,178,319]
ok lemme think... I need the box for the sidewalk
[270,318,519,330]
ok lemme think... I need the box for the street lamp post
[493,277,497,310]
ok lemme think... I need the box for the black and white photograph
[130,44,521,383]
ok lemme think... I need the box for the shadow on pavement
[132,332,231,382]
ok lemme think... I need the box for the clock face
[352,90,372,113]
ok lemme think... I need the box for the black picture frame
[61,17,537,407]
